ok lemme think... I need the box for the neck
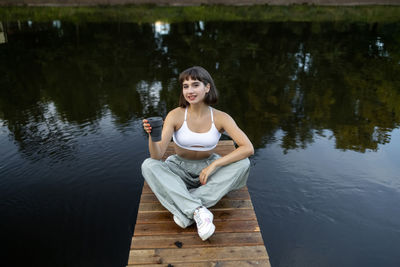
[187,103,209,117]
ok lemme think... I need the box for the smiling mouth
[187,95,197,101]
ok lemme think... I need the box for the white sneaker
[193,206,215,241]
[173,215,194,229]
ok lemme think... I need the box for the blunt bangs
[179,69,205,85]
[178,66,218,108]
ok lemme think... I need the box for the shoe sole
[200,223,215,241]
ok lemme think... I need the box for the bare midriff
[174,143,215,160]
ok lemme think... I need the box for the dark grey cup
[147,117,163,142]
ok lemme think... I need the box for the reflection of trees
[0,22,164,160]
[159,21,400,152]
[1,20,400,158]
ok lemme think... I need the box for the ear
[206,83,211,93]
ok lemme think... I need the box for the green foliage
[1,5,400,23]
[1,20,400,155]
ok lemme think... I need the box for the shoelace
[194,208,207,227]
[194,211,203,226]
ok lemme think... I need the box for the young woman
[141,66,254,241]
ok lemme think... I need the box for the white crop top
[173,107,221,151]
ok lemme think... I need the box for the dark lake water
[1,20,400,267]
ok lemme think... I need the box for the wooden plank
[162,140,235,160]
[131,232,264,249]
[128,246,269,265]
[129,140,271,267]
[139,199,253,212]
[133,220,260,236]
[127,260,271,267]
[136,209,257,224]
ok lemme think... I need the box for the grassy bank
[1,5,400,23]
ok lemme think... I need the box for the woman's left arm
[199,112,254,185]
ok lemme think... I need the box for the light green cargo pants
[141,154,250,227]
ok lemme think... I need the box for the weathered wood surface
[128,140,271,267]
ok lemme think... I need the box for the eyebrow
[183,81,200,84]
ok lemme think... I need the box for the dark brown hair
[178,66,218,107]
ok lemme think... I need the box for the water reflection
[1,20,400,161]
[0,22,6,44]
[9,101,78,162]
[2,19,400,267]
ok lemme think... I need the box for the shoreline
[0,0,400,7]
[2,5,400,23]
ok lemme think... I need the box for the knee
[141,158,160,173]
[141,158,162,184]
[235,157,250,171]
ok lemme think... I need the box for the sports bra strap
[184,107,188,121]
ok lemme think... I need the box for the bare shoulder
[165,107,185,129]
[212,108,233,121]
[212,108,235,131]
[165,107,183,118]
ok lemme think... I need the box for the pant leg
[191,157,250,208]
[141,157,202,227]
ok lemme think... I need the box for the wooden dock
[128,140,271,266]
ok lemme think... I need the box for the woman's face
[182,78,210,105]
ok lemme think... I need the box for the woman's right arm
[143,110,176,160]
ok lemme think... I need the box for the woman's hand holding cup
[143,117,163,142]
[143,119,152,134]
